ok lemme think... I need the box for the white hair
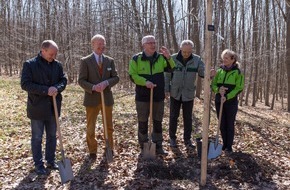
[141,35,155,45]
[180,40,194,48]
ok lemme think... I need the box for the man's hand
[93,80,109,92]
[145,81,156,89]
[219,86,228,96]
[160,46,171,59]
[48,86,58,96]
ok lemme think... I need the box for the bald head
[41,40,58,62]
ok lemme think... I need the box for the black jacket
[21,53,67,120]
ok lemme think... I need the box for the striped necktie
[97,56,102,68]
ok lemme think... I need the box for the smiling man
[129,35,175,155]
[78,34,119,160]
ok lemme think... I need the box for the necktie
[98,56,102,75]
[98,56,102,68]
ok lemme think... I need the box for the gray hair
[141,35,155,45]
[91,34,106,44]
[180,40,194,48]
[41,40,58,50]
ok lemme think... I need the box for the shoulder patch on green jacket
[235,68,241,74]
[132,53,142,62]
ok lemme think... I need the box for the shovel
[52,95,74,184]
[100,91,113,163]
[143,88,156,160]
[208,95,224,160]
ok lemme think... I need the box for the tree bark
[167,0,179,52]
[286,1,290,112]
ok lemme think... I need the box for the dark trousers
[136,101,164,148]
[215,101,238,151]
[169,97,194,141]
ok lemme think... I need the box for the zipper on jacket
[222,71,228,85]
[150,60,153,76]
[182,64,187,87]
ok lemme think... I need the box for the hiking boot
[156,147,168,155]
[222,145,226,151]
[170,139,177,148]
[35,165,48,175]
[225,148,233,153]
[47,162,59,170]
[184,140,194,148]
[225,149,233,156]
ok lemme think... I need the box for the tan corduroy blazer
[78,53,119,107]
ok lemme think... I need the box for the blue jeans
[31,116,57,167]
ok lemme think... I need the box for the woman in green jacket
[211,49,244,153]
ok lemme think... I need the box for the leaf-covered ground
[0,77,289,190]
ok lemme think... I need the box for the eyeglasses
[145,42,156,45]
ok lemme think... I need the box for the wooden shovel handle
[52,95,65,161]
[216,95,224,138]
[101,91,109,140]
[149,88,153,141]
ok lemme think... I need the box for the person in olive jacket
[21,40,67,175]
[129,35,175,155]
[164,40,205,148]
[211,49,244,153]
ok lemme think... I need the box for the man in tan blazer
[78,34,119,159]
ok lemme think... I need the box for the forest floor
[0,77,289,190]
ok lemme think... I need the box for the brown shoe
[89,153,97,160]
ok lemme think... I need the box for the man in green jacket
[165,40,205,148]
[129,35,175,155]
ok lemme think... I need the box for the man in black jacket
[21,40,67,175]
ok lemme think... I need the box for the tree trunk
[192,0,202,98]
[201,0,213,185]
[131,0,142,48]
[167,0,179,52]
[286,4,290,112]
[157,0,164,46]
[251,0,258,107]
[264,0,271,106]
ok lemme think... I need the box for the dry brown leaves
[0,77,289,189]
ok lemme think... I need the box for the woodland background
[0,0,290,189]
[0,0,290,112]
